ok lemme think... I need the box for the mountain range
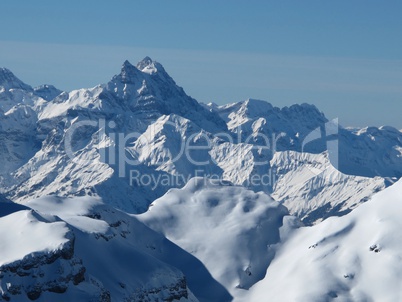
[0,58,401,301]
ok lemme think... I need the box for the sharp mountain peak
[0,67,32,91]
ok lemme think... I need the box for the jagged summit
[0,67,32,91]
[0,68,16,84]
[102,58,228,133]
[136,56,153,70]
[117,60,141,84]
[115,57,165,83]
[122,59,133,67]
[118,57,164,78]
[137,56,165,75]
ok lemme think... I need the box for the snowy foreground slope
[0,178,299,301]
[243,179,402,302]
[0,196,232,302]
[139,178,300,298]
[2,179,402,301]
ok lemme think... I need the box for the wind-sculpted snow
[139,178,300,298]
[244,179,402,302]
[0,208,70,268]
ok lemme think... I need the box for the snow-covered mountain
[338,125,402,178]
[243,178,402,302]
[0,58,229,213]
[139,178,300,298]
[270,151,386,224]
[33,84,63,101]
[206,99,328,151]
[1,57,402,301]
[0,68,32,92]
[0,195,232,302]
[207,99,402,178]
[1,58,400,220]
[2,178,402,301]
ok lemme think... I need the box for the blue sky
[1,0,402,128]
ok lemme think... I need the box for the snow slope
[2,177,402,301]
[131,114,222,177]
[0,196,232,302]
[271,151,386,224]
[139,177,300,298]
[244,179,402,302]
